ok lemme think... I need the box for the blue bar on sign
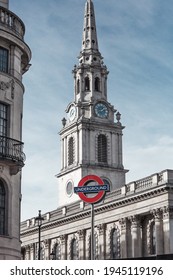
[74,184,110,193]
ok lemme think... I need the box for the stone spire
[82,0,99,53]
[0,0,9,9]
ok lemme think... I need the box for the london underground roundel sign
[77,175,106,204]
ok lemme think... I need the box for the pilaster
[60,234,67,260]
[119,218,128,258]
[97,223,106,260]
[43,239,50,260]
[78,229,85,260]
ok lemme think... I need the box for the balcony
[0,135,26,166]
[0,6,25,39]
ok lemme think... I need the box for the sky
[9,0,173,221]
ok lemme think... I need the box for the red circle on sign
[77,175,105,204]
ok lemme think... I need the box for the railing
[0,6,25,39]
[0,135,26,164]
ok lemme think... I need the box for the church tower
[0,0,31,259]
[57,0,127,204]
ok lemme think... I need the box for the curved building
[0,0,31,259]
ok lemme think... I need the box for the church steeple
[82,0,99,53]
[78,0,103,68]
[57,0,127,206]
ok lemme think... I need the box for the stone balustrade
[0,6,25,39]
[21,169,173,231]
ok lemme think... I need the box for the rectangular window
[0,47,8,73]
[0,103,8,137]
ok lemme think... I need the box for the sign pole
[74,175,110,260]
[91,203,94,260]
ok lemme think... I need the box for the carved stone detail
[97,223,106,234]
[162,206,173,219]
[151,208,162,221]
[60,234,67,244]
[0,79,15,99]
[77,229,85,240]
[119,218,127,230]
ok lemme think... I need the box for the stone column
[78,230,85,260]
[25,245,30,260]
[152,208,164,255]
[118,132,123,168]
[162,206,173,254]
[60,235,67,260]
[129,215,141,258]
[61,138,64,169]
[119,218,128,258]
[44,239,50,260]
[64,137,67,168]
[97,224,106,260]
[30,243,35,260]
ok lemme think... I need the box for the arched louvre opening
[95,77,100,91]
[85,76,90,91]
[77,79,80,94]
[68,137,74,166]
[98,134,107,163]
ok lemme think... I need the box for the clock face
[68,106,76,121]
[94,103,108,118]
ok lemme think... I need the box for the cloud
[9,0,173,220]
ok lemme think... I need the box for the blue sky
[10,0,173,221]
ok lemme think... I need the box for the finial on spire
[0,0,9,9]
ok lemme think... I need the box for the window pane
[0,103,8,137]
[0,48,8,73]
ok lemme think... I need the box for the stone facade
[0,0,31,259]
[20,0,173,260]
[21,169,173,259]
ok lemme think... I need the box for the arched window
[77,79,80,94]
[0,47,8,73]
[85,77,90,91]
[0,181,6,235]
[150,222,156,255]
[68,137,74,166]
[95,77,100,91]
[110,228,120,259]
[98,134,107,163]
[54,243,61,260]
[71,238,78,260]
